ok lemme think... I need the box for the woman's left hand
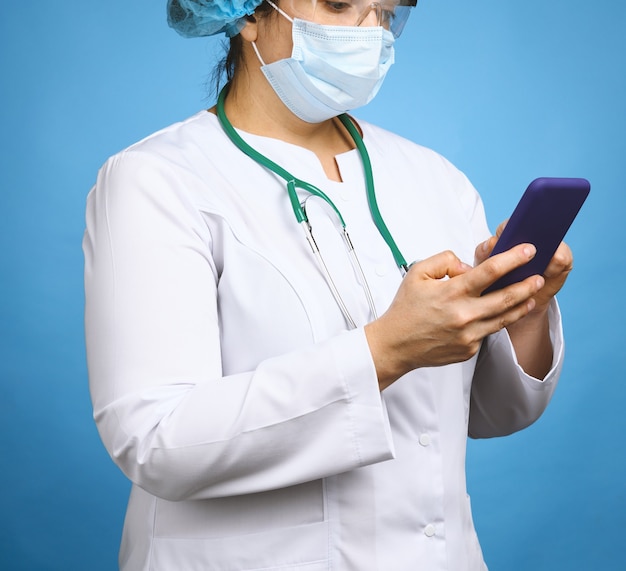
[474,220,573,379]
[475,220,574,314]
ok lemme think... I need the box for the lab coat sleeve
[83,151,395,502]
[468,290,564,439]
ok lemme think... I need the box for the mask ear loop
[250,41,267,66]
[251,1,293,69]
[265,0,293,22]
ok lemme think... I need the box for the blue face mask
[253,17,395,123]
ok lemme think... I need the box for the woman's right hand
[365,244,545,390]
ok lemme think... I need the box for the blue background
[1,0,624,569]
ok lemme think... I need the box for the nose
[361,6,380,26]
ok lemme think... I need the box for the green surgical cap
[167,0,264,38]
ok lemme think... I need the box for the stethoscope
[216,86,409,329]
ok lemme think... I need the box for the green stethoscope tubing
[216,86,409,274]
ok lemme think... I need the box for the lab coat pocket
[151,522,329,570]
[151,479,329,570]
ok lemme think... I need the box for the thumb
[410,251,471,281]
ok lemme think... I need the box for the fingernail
[524,245,536,258]
[481,240,489,253]
[536,276,545,289]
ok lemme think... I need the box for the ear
[239,15,258,42]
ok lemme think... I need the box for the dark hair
[211,1,276,97]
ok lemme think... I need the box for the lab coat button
[419,433,431,447]
[375,265,387,277]
[424,524,436,537]
[340,189,351,201]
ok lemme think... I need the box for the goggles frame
[269,0,418,38]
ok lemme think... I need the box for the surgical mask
[252,11,395,123]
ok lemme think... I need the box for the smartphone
[482,177,590,294]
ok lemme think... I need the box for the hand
[365,245,545,390]
[475,220,574,314]
[473,221,574,379]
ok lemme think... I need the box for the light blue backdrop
[1,1,624,569]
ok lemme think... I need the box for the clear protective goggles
[267,0,418,38]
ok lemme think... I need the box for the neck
[220,55,355,181]
[224,70,337,144]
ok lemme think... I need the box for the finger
[409,250,472,281]
[479,290,539,336]
[480,274,545,319]
[543,242,573,279]
[474,218,511,265]
[464,243,537,295]
[532,243,573,309]
[495,219,509,237]
[474,235,498,265]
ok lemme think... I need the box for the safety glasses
[270,0,418,38]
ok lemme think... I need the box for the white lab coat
[83,111,563,570]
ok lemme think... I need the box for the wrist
[364,321,408,391]
[518,301,551,328]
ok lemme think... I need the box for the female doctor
[83,1,572,569]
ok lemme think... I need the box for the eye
[323,1,352,13]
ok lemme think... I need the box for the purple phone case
[482,177,590,295]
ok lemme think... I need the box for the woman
[83,1,571,569]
